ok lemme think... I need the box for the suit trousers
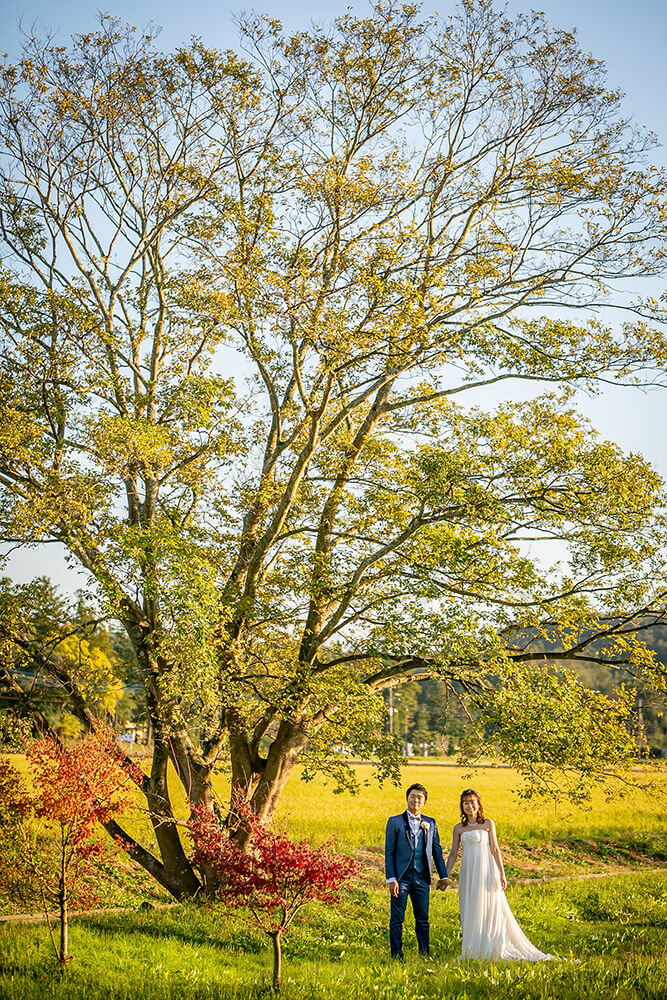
[389,871,430,957]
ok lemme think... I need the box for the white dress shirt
[407,810,423,841]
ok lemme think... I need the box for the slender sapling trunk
[270,930,282,990]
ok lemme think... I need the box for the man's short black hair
[406,782,428,801]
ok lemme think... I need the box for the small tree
[190,806,359,990]
[0,734,137,964]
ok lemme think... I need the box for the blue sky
[2,0,667,590]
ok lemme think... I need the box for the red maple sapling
[189,804,359,989]
[0,733,139,963]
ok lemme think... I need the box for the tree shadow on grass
[82,907,265,955]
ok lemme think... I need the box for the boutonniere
[420,820,430,833]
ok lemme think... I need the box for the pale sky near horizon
[2,0,667,592]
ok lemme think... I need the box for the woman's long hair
[460,788,485,825]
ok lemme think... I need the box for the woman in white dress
[445,788,553,961]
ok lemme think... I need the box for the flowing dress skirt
[458,829,552,960]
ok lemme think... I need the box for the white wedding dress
[458,828,553,960]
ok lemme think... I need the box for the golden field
[257,762,667,849]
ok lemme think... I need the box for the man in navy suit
[384,782,448,959]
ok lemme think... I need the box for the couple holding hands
[385,783,552,961]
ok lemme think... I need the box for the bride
[445,788,553,961]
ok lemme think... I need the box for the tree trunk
[225,721,308,851]
[144,742,202,898]
[58,878,68,964]
[168,730,217,813]
[228,713,265,805]
[102,816,194,898]
[168,738,225,894]
[102,742,205,900]
[270,930,282,991]
[249,721,308,827]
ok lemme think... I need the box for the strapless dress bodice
[461,828,488,846]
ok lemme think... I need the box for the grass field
[1,872,665,999]
[270,763,667,882]
[2,760,666,912]
[2,761,666,998]
[5,754,666,850]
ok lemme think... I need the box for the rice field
[267,762,667,849]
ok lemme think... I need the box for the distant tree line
[388,649,667,756]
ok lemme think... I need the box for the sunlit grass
[230,762,667,850]
[1,872,665,999]
[3,752,666,996]
[3,753,665,918]
[6,753,665,849]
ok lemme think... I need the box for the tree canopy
[1,0,667,897]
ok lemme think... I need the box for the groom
[384,782,447,959]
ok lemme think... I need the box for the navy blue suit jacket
[384,810,447,885]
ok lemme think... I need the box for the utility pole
[636,695,649,756]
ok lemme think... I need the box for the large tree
[1,1,667,898]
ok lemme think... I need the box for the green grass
[1,872,666,999]
[5,755,666,849]
[270,763,667,885]
[3,757,666,998]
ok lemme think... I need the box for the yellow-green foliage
[51,635,124,714]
